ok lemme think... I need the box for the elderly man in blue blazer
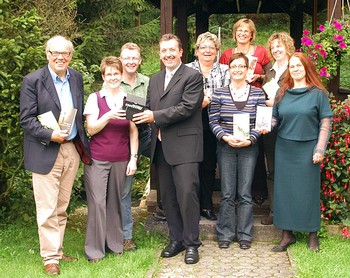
[20,35,91,276]
[133,33,203,264]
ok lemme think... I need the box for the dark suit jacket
[147,63,204,165]
[20,65,90,174]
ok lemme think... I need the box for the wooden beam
[327,0,342,21]
[176,0,188,62]
[289,5,303,49]
[196,8,209,38]
[161,0,173,35]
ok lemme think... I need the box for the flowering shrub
[320,96,350,228]
[301,19,350,82]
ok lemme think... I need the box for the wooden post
[176,0,188,62]
[161,0,173,35]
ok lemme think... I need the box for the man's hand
[51,130,69,143]
[132,110,154,124]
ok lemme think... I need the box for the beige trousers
[32,142,80,265]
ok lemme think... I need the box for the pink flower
[320,49,327,58]
[314,44,323,50]
[333,20,343,30]
[339,41,347,49]
[318,25,325,32]
[301,37,314,47]
[334,34,344,41]
[319,67,329,77]
[303,29,310,36]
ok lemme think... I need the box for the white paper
[233,113,250,140]
[255,106,273,131]
[246,56,258,82]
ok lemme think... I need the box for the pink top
[219,45,270,88]
[89,91,130,162]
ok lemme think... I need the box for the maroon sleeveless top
[89,91,130,162]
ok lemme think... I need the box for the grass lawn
[0,207,166,278]
[289,233,350,278]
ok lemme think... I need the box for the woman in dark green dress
[271,52,332,252]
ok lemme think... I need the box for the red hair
[276,52,328,103]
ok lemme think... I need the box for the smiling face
[102,66,122,89]
[270,39,288,63]
[289,56,306,82]
[195,39,218,65]
[229,57,248,82]
[159,39,183,71]
[235,23,252,44]
[120,48,141,75]
[46,37,73,79]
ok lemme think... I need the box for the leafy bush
[320,96,350,225]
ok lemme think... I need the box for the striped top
[209,85,266,144]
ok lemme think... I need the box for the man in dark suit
[20,35,91,275]
[133,33,203,264]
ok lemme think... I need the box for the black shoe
[153,207,166,221]
[184,247,199,264]
[161,241,185,258]
[271,235,296,252]
[239,240,251,250]
[218,241,230,249]
[200,209,217,221]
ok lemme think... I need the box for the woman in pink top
[219,18,271,88]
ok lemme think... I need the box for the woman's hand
[312,152,324,164]
[223,135,252,148]
[126,157,137,176]
[106,109,126,120]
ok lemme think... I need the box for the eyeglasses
[198,46,216,52]
[236,29,251,34]
[48,51,71,58]
[120,57,140,62]
[230,65,247,70]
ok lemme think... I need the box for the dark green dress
[273,87,332,232]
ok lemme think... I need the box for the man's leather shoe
[184,247,199,264]
[161,241,185,258]
[261,215,273,225]
[200,209,217,221]
[239,240,251,250]
[218,241,230,249]
[271,235,296,252]
[61,254,78,261]
[45,263,60,275]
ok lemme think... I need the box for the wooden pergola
[147,0,347,100]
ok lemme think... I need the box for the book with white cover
[37,111,60,130]
[262,78,280,100]
[255,106,273,131]
[233,113,250,140]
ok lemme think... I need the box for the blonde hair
[195,32,221,51]
[100,56,123,75]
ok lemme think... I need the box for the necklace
[230,83,249,101]
[235,45,252,55]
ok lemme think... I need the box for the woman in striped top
[209,52,266,250]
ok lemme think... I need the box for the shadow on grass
[0,206,167,278]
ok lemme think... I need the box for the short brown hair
[229,52,249,67]
[159,33,182,50]
[100,56,123,75]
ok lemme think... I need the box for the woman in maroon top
[83,56,138,262]
[219,18,271,88]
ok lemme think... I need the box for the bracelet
[130,154,138,159]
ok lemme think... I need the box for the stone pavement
[147,240,295,278]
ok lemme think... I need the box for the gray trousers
[84,159,127,260]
